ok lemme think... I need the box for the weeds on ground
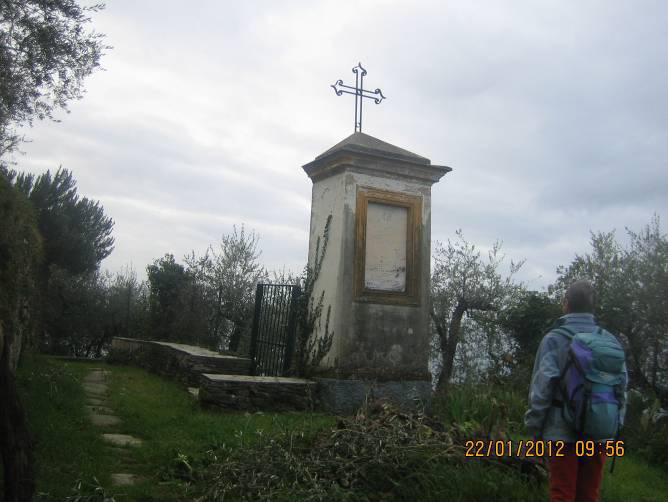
[63,478,117,502]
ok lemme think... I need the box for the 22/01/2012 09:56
[464,440,625,458]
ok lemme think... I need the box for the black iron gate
[249,283,301,376]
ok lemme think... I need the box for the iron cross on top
[331,62,386,133]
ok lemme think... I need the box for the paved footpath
[83,368,143,487]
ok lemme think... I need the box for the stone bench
[109,337,251,386]
[199,374,317,411]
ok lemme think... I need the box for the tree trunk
[651,336,659,390]
[212,287,225,339]
[228,322,244,353]
[0,353,35,501]
[625,329,652,390]
[436,301,467,397]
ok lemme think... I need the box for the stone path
[83,367,143,487]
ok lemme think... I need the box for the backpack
[552,326,626,441]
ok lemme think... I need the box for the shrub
[624,390,668,468]
[433,383,527,437]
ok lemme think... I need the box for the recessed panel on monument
[354,187,422,305]
[365,202,407,292]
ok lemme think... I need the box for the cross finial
[331,62,386,133]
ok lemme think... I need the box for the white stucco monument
[302,132,451,413]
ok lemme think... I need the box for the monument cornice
[303,152,451,185]
[302,131,452,185]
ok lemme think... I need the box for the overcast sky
[13,0,668,290]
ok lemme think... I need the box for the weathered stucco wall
[307,169,433,379]
[340,171,432,379]
[303,132,450,388]
[307,172,345,367]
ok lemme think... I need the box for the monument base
[315,378,432,415]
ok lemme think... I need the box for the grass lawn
[14,355,118,499]
[16,355,335,500]
[12,355,668,501]
[600,454,668,502]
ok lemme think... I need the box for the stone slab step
[83,382,109,396]
[199,374,316,411]
[102,433,142,447]
[86,405,115,415]
[111,473,140,486]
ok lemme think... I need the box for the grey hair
[565,280,595,313]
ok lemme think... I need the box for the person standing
[524,280,627,502]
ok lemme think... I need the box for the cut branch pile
[196,402,546,501]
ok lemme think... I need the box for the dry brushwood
[199,402,546,501]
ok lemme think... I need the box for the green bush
[624,390,668,469]
[433,383,528,437]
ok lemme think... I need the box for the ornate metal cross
[331,62,386,133]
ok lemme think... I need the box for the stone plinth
[316,378,432,415]
[199,374,316,411]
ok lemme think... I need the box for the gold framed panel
[354,187,422,305]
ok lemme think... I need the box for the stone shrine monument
[302,132,451,413]
[108,64,452,415]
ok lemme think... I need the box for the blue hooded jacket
[524,313,627,441]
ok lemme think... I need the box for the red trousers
[548,444,606,502]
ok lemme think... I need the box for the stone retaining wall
[199,374,317,411]
[109,337,251,386]
[109,338,431,415]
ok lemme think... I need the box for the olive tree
[552,215,668,398]
[431,230,524,396]
[0,174,42,501]
[205,226,267,352]
[0,0,107,160]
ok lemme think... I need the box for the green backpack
[552,326,626,441]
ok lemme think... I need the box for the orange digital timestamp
[464,440,566,457]
[574,440,625,457]
[464,439,566,457]
[464,440,626,458]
